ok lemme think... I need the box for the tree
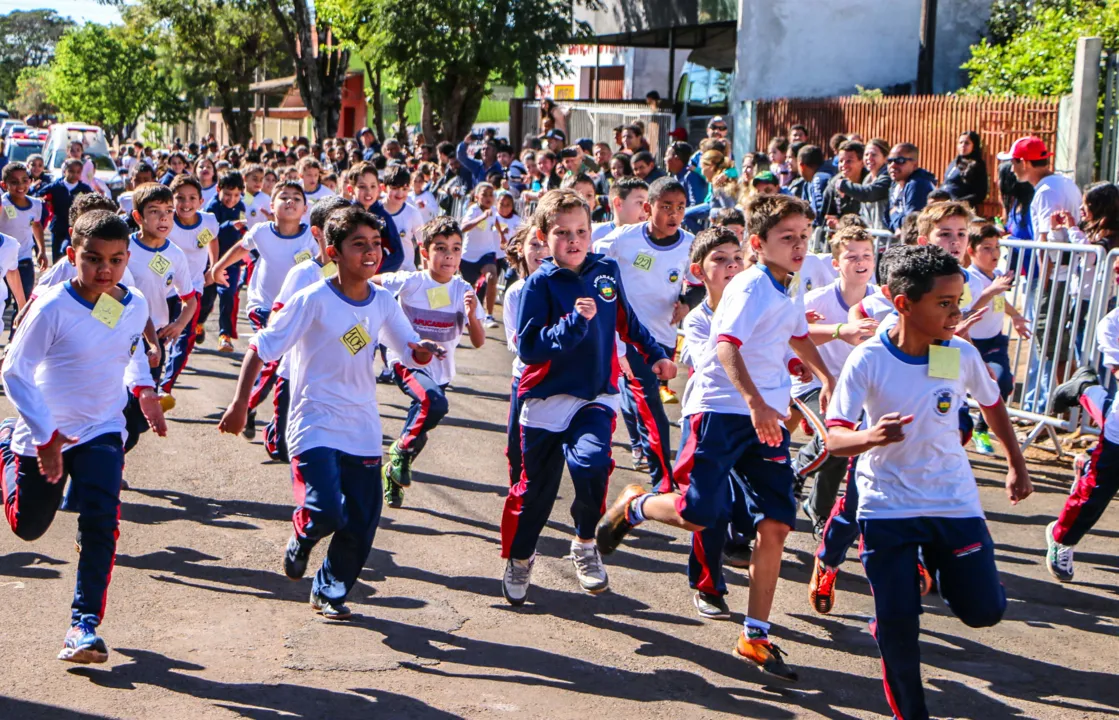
[0,10,74,107]
[962,1,1119,96]
[47,23,184,142]
[120,0,287,147]
[12,65,55,117]
[319,0,594,142]
[264,0,349,142]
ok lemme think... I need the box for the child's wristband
[832,323,844,339]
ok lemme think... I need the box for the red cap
[997,136,1051,162]
[668,127,688,141]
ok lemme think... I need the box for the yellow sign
[633,251,655,272]
[992,295,1006,314]
[4,205,15,219]
[320,261,337,278]
[960,283,972,308]
[340,323,372,355]
[91,292,124,329]
[426,285,451,310]
[148,253,171,276]
[196,229,215,248]
[928,345,960,380]
[294,250,313,265]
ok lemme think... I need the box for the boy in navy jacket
[33,158,92,260]
[499,188,676,606]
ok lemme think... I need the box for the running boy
[593,176,699,488]
[2,210,167,663]
[297,157,335,222]
[244,164,273,228]
[375,217,486,509]
[203,171,249,351]
[0,162,48,305]
[500,189,674,605]
[381,165,424,271]
[459,182,501,327]
[346,161,405,272]
[218,207,442,620]
[596,193,834,681]
[825,244,1031,719]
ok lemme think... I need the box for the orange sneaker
[917,559,933,597]
[808,556,838,614]
[594,483,647,555]
[733,634,798,682]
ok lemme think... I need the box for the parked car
[3,138,43,164]
[42,122,125,196]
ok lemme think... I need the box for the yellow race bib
[91,292,124,329]
[340,323,372,355]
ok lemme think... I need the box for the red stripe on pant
[291,455,311,537]
[500,426,529,559]
[602,412,616,516]
[671,413,704,492]
[161,301,201,393]
[1,454,19,531]
[691,530,717,595]
[248,361,278,410]
[230,286,242,339]
[869,620,907,720]
[99,504,121,620]
[628,374,670,490]
[1053,428,1107,544]
[395,365,430,452]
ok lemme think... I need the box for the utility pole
[916,0,937,94]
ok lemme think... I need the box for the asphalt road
[1,306,1117,719]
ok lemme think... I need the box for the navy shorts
[460,252,497,287]
[673,412,797,529]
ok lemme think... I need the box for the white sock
[572,539,595,549]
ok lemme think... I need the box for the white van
[42,123,125,196]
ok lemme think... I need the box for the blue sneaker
[58,622,109,664]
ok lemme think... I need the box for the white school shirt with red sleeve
[826,331,1000,520]
[126,234,195,328]
[791,280,877,397]
[272,257,337,379]
[387,202,424,271]
[3,281,151,456]
[682,264,808,419]
[378,270,483,386]
[593,222,697,348]
[0,193,43,261]
[250,279,424,458]
[167,212,221,294]
[239,221,318,315]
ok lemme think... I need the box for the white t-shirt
[408,190,438,224]
[3,281,151,456]
[126,236,194,328]
[799,253,838,297]
[828,331,1000,520]
[682,264,808,418]
[167,212,221,294]
[119,192,135,217]
[591,221,617,244]
[387,202,425,272]
[679,300,714,411]
[300,183,336,223]
[964,266,1009,340]
[239,222,318,314]
[246,191,273,228]
[461,204,501,262]
[0,193,42,261]
[200,183,218,207]
[273,257,337,378]
[495,213,523,260]
[1032,173,1082,281]
[503,277,526,379]
[792,280,877,397]
[593,222,697,347]
[1095,308,1119,444]
[251,279,422,458]
[0,233,20,309]
[378,270,483,386]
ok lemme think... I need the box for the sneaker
[194,323,206,344]
[310,591,352,620]
[376,367,395,385]
[158,392,176,413]
[1071,452,1090,497]
[801,499,824,539]
[630,447,650,474]
[1045,520,1075,582]
[241,409,256,440]
[502,555,535,606]
[383,472,404,509]
[58,622,109,664]
[595,483,647,555]
[1052,366,1099,414]
[917,559,933,596]
[383,440,412,488]
[659,386,679,404]
[569,541,609,594]
[808,556,838,614]
[282,534,312,580]
[972,430,994,455]
[693,590,731,620]
[218,334,234,353]
[723,540,753,569]
[733,634,798,682]
[484,314,500,329]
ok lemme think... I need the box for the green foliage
[985,0,1091,46]
[962,1,1119,97]
[0,10,74,107]
[12,64,55,117]
[46,22,183,142]
[855,85,884,101]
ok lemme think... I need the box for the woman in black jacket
[942,130,989,208]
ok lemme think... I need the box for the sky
[0,0,121,24]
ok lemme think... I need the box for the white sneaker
[1045,521,1075,583]
[484,314,499,329]
[569,540,609,594]
[502,555,535,606]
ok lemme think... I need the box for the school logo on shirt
[165,272,174,287]
[667,269,682,284]
[129,334,142,356]
[935,389,953,416]
[594,274,617,303]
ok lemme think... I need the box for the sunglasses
[710,125,728,131]
[886,157,912,165]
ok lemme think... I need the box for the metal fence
[519,102,677,164]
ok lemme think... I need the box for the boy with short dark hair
[826,244,1031,719]
[202,170,249,351]
[381,164,424,271]
[2,210,166,663]
[0,162,47,306]
[592,176,648,242]
[218,206,442,620]
[596,193,834,681]
[32,158,92,260]
[375,217,486,508]
[346,161,405,273]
